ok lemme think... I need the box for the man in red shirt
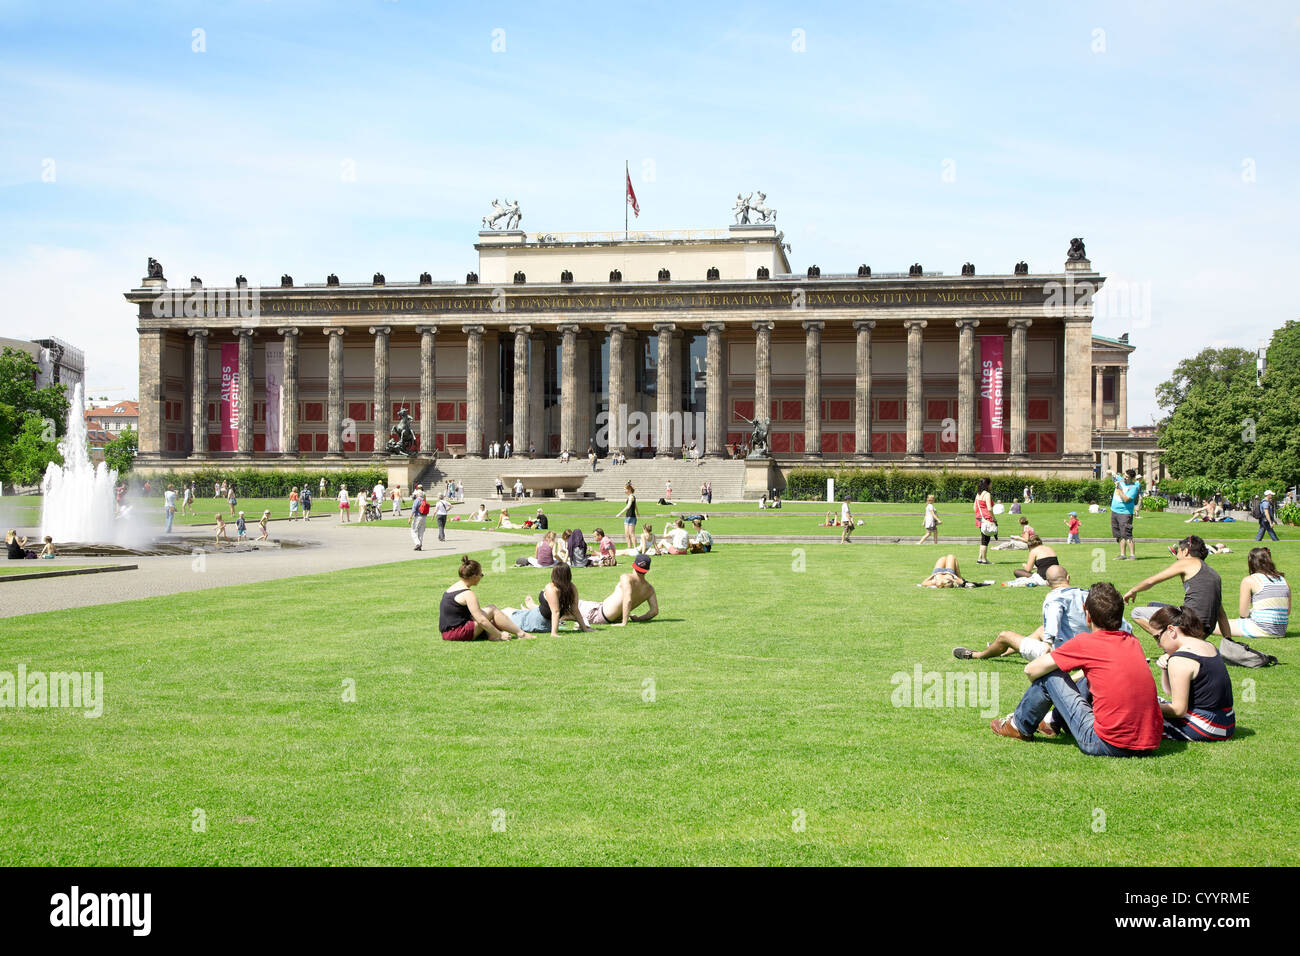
[990,582,1163,757]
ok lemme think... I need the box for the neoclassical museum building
[126,221,1152,484]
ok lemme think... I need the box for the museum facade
[126,224,1142,479]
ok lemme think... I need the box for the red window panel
[458,402,467,421]
[166,432,177,451]
[1038,432,1058,453]
[435,434,445,451]
[1026,433,1037,453]
[821,432,838,453]
[829,400,851,421]
[819,400,826,421]
[770,431,791,453]
[315,433,328,452]
[207,402,216,422]
[392,402,405,421]
[304,402,324,422]
[436,402,456,422]
[548,434,560,454]
[870,432,887,453]
[208,434,221,451]
[347,402,368,423]
[889,432,906,453]
[253,433,266,452]
[771,401,778,420]
[733,400,754,422]
[1027,399,1051,421]
[449,432,466,445]
[922,432,937,452]
[841,432,855,454]
[727,432,744,445]
[791,432,805,453]
[781,400,802,422]
[360,433,375,452]
[926,399,949,422]
[939,435,957,453]
[878,399,901,421]
[298,434,313,453]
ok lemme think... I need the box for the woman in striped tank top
[1230,547,1290,638]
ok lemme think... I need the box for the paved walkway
[1,519,522,619]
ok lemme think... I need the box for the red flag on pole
[626,169,639,218]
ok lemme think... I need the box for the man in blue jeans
[1257,490,1280,541]
[990,582,1163,757]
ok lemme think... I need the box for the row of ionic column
[186,318,1042,459]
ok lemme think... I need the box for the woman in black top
[1012,535,1060,580]
[615,483,638,550]
[1125,535,1229,638]
[511,565,594,637]
[439,556,529,641]
[1147,605,1234,741]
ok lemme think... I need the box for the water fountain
[40,383,122,546]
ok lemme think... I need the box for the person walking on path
[391,486,402,517]
[288,486,300,521]
[974,477,996,565]
[435,493,450,541]
[301,485,312,521]
[840,497,855,544]
[337,485,351,523]
[164,485,177,533]
[1257,490,1281,542]
[917,494,940,545]
[410,485,428,550]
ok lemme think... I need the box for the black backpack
[1248,497,1262,520]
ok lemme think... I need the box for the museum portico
[126,224,1111,477]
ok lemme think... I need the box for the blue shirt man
[1109,469,1142,559]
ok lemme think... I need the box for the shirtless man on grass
[577,553,659,627]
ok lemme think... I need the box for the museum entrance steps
[413,456,749,502]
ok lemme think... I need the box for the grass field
[2,533,1296,865]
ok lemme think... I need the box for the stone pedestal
[386,457,425,496]
[743,456,779,498]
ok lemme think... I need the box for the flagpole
[624,160,629,240]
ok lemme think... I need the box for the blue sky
[2,0,1297,423]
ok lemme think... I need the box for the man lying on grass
[989,582,1163,757]
[577,553,659,626]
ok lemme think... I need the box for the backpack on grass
[1219,635,1279,668]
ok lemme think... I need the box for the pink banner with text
[220,343,239,452]
[977,335,1005,453]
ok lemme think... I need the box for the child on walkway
[918,495,941,545]
[1066,512,1081,544]
[258,510,270,541]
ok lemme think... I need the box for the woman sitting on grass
[439,555,530,641]
[508,565,595,638]
[637,523,655,555]
[1146,605,1235,741]
[496,509,516,530]
[920,554,990,588]
[554,530,571,565]
[531,531,558,568]
[1229,547,1290,638]
[1002,535,1060,586]
[567,528,591,567]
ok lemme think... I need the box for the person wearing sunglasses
[1146,605,1235,742]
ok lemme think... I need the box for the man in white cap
[1257,490,1280,542]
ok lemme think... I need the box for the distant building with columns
[126,224,1147,482]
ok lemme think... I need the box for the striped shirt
[1248,573,1290,636]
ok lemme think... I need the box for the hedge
[784,468,1117,504]
[129,468,389,498]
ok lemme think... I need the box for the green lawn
[1,539,1296,865]
[0,564,94,576]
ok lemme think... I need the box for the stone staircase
[414,457,749,502]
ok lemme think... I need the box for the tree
[1157,374,1259,480]
[1154,347,1255,416]
[1,416,62,486]
[0,347,69,486]
[1244,320,1300,481]
[104,428,138,476]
